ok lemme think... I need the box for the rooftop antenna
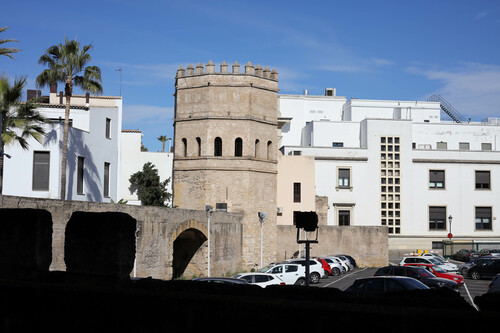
[115,68,122,96]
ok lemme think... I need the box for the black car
[345,276,429,295]
[488,274,500,293]
[374,265,459,291]
[453,249,480,262]
[467,257,500,280]
[334,254,357,268]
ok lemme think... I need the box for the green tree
[129,162,171,207]
[0,27,20,60]
[36,37,103,200]
[0,75,47,193]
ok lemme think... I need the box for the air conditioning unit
[277,207,283,214]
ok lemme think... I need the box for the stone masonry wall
[276,225,389,267]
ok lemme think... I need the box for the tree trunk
[60,78,72,200]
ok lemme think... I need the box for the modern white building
[119,129,173,205]
[3,88,122,202]
[277,89,500,255]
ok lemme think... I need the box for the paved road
[314,266,490,309]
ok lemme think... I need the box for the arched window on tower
[196,137,201,156]
[235,138,243,157]
[267,140,273,160]
[255,139,260,158]
[182,138,187,157]
[214,137,222,156]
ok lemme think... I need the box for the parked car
[319,257,343,275]
[345,276,429,295]
[467,257,500,280]
[331,255,354,271]
[192,277,250,285]
[337,254,357,268]
[326,256,350,272]
[314,258,332,276]
[284,259,326,283]
[458,256,494,276]
[233,273,286,288]
[479,249,500,257]
[399,256,458,272]
[453,249,480,262]
[403,263,464,286]
[488,274,500,293]
[260,263,306,285]
[375,265,459,291]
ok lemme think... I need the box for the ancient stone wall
[276,225,389,267]
[0,195,243,279]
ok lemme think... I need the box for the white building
[277,89,500,255]
[3,89,122,202]
[119,129,173,205]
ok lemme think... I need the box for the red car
[404,263,464,286]
[315,258,332,277]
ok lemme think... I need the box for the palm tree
[0,75,47,193]
[157,135,171,152]
[36,37,102,200]
[0,27,20,60]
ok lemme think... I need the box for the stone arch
[171,219,208,279]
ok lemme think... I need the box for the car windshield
[404,279,430,290]
[260,265,274,272]
[429,258,442,265]
[432,265,446,273]
[417,268,435,278]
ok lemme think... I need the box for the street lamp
[258,212,267,268]
[448,215,453,239]
[206,205,213,277]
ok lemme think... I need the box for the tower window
[235,138,243,157]
[293,182,301,203]
[196,137,201,156]
[182,138,187,157]
[214,137,222,156]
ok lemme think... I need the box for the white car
[332,254,355,271]
[260,263,306,285]
[399,256,458,272]
[326,256,350,272]
[283,258,326,283]
[320,257,344,275]
[233,273,285,288]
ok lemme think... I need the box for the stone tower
[173,60,279,269]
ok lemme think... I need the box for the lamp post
[258,212,267,268]
[206,205,213,277]
[448,215,453,239]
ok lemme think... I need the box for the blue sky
[2,0,500,152]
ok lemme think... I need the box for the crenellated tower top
[176,60,278,81]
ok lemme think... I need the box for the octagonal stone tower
[173,60,279,269]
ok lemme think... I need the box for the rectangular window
[338,210,350,226]
[475,207,492,230]
[332,142,344,147]
[32,151,50,191]
[429,170,445,189]
[436,141,447,150]
[105,118,111,139]
[429,206,446,230]
[77,156,84,195]
[293,182,301,203]
[475,171,490,189]
[104,162,110,198]
[481,143,492,151]
[459,142,470,150]
[338,168,350,188]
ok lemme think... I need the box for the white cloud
[408,62,500,118]
[372,58,395,67]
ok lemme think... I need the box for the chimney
[59,91,64,104]
[325,88,336,96]
[27,90,41,101]
[50,84,57,94]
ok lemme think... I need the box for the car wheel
[295,278,306,286]
[460,267,468,276]
[332,267,340,276]
[471,271,481,280]
[310,272,320,284]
